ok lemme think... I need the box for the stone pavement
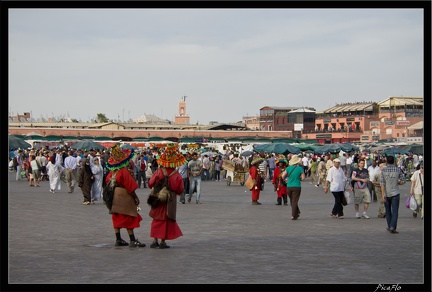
[4,171,429,290]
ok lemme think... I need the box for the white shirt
[410,170,424,195]
[412,154,419,167]
[326,166,346,192]
[346,157,353,165]
[367,165,380,182]
[302,157,309,167]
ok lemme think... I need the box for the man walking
[350,158,371,219]
[380,156,406,234]
[268,154,276,180]
[188,152,203,204]
[367,160,380,202]
[136,153,148,188]
[63,151,77,193]
[324,158,347,219]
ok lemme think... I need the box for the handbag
[111,187,138,217]
[409,195,418,211]
[405,195,411,209]
[342,193,348,206]
[344,191,351,204]
[245,174,254,190]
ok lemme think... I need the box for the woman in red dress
[148,143,186,249]
[105,143,146,247]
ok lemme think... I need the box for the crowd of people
[9,143,424,247]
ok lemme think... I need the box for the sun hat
[157,143,187,168]
[106,143,135,171]
[333,158,341,163]
[289,154,301,166]
[275,154,287,165]
[251,156,264,166]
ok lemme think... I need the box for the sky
[8,7,424,125]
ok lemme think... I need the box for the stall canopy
[254,143,301,155]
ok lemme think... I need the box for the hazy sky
[8,8,424,124]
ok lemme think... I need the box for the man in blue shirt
[268,154,276,180]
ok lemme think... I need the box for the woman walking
[78,158,94,205]
[283,155,305,220]
[90,156,104,204]
[147,143,186,248]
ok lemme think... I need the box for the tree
[96,113,109,123]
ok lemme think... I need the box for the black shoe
[390,230,399,234]
[115,239,129,246]
[150,242,159,248]
[129,240,146,247]
[413,212,417,218]
[159,242,170,249]
[275,203,282,205]
[180,201,185,204]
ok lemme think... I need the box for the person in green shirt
[283,155,306,220]
[308,157,318,185]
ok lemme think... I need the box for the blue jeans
[179,177,189,203]
[384,194,400,231]
[202,169,210,181]
[189,176,202,202]
[268,168,274,180]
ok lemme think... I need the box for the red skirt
[112,213,143,229]
[150,218,183,240]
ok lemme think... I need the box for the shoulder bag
[245,174,254,190]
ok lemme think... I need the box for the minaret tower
[174,96,190,125]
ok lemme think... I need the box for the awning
[378,97,423,107]
[407,121,423,130]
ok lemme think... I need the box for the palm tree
[96,113,109,123]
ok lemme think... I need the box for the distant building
[306,97,423,144]
[174,96,191,125]
[9,112,31,123]
[242,115,260,130]
[376,96,423,141]
[259,106,316,131]
[133,114,170,124]
[287,108,316,138]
